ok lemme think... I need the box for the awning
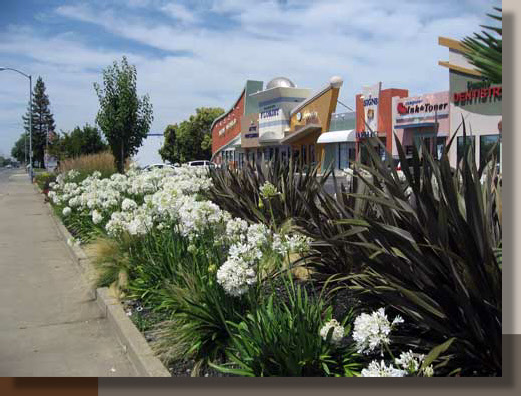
[280,123,321,144]
[317,129,356,144]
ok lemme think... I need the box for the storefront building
[355,84,409,163]
[317,111,356,173]
[392,91,450,160]
[283,76,344,168]
[438,37,502,170]
[211,79,263,165]
[240,77,311,166]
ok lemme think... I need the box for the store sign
[219,118,237,136]
[260,108,280,119]
[363,97,378,107]
[453,85,502,104]
[397,101,448,116]
[356,131,378,139]
[362,82,381,133]
[245,133,259,139]
[302,111,319,123]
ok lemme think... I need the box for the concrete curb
[40,189,171,377]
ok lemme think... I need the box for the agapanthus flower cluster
[259,181,279,199]
[394,350,434,377]
[319,319,345,345]
[49,165,215,239]
[361,360,406,377]
[352,308,403,354]
[272,233,312,256]
[216,222,271,296]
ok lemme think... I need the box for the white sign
[362,82,381,133]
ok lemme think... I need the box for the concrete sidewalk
[0,170,136,376]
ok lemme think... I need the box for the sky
[0,0,500,162]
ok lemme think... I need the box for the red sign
[454,86,502,104]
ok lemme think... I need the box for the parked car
[187,160,216,168]
[143,163,176,171]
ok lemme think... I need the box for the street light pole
[0,67,33,182]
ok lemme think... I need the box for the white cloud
[160,3,199,24]
[0,0,500,157]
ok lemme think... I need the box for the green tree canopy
[56,124,108,159]
[22,76,56,168]
[94,56,153,173]
[462,7,502,84]
[159,107,224,164]
[11,133,28,163]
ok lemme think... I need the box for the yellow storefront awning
[280,123,321,144]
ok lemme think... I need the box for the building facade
[318,111,356,173]
[392,91,450,160]
[241,77,311,166]
[211,80,263,165]
[282,76,344,168]
[438,37,502,169]
[355,84,409,163]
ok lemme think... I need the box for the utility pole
[0,67,33,180]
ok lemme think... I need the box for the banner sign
[362,82,381,133]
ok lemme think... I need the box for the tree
[158,124,178,163]
[11,133,28,163]
[159,107,224,164]
[94,56,153,173]
[462,7,502,84]
[22,76,56,168]
[57,124,108,159]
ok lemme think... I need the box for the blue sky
[0,0,500,160]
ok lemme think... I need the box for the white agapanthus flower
[216,256,256,297]
[353,308,403,354]
[423,365,434,377]
[121,198,138,212]
[319,319,345,345]
[225,218,249,242]
[259,181,279,199]
[395,350,423,374]
[92,210,103,225]
[62,207,71,216]
[246,223,270,247]
[67,237,80,247]
[361,360,406,377]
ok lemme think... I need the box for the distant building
[438,36,502,170]
[210,80,263,166]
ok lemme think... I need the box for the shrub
[320,126,502,376]
[207,159,330,229]
[58,151,117,181]
[148,230,249,373]
[211,274,360,377]
[35,171,57,192]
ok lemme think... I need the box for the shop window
[338,142,348,170]
[309,145,315,165]
[348,147,356,164]
[457,136,476,164]
[301,145,307,165]
[479,134,501,169]
[436,137,446,159]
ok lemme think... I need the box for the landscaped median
[39,137,502,377]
